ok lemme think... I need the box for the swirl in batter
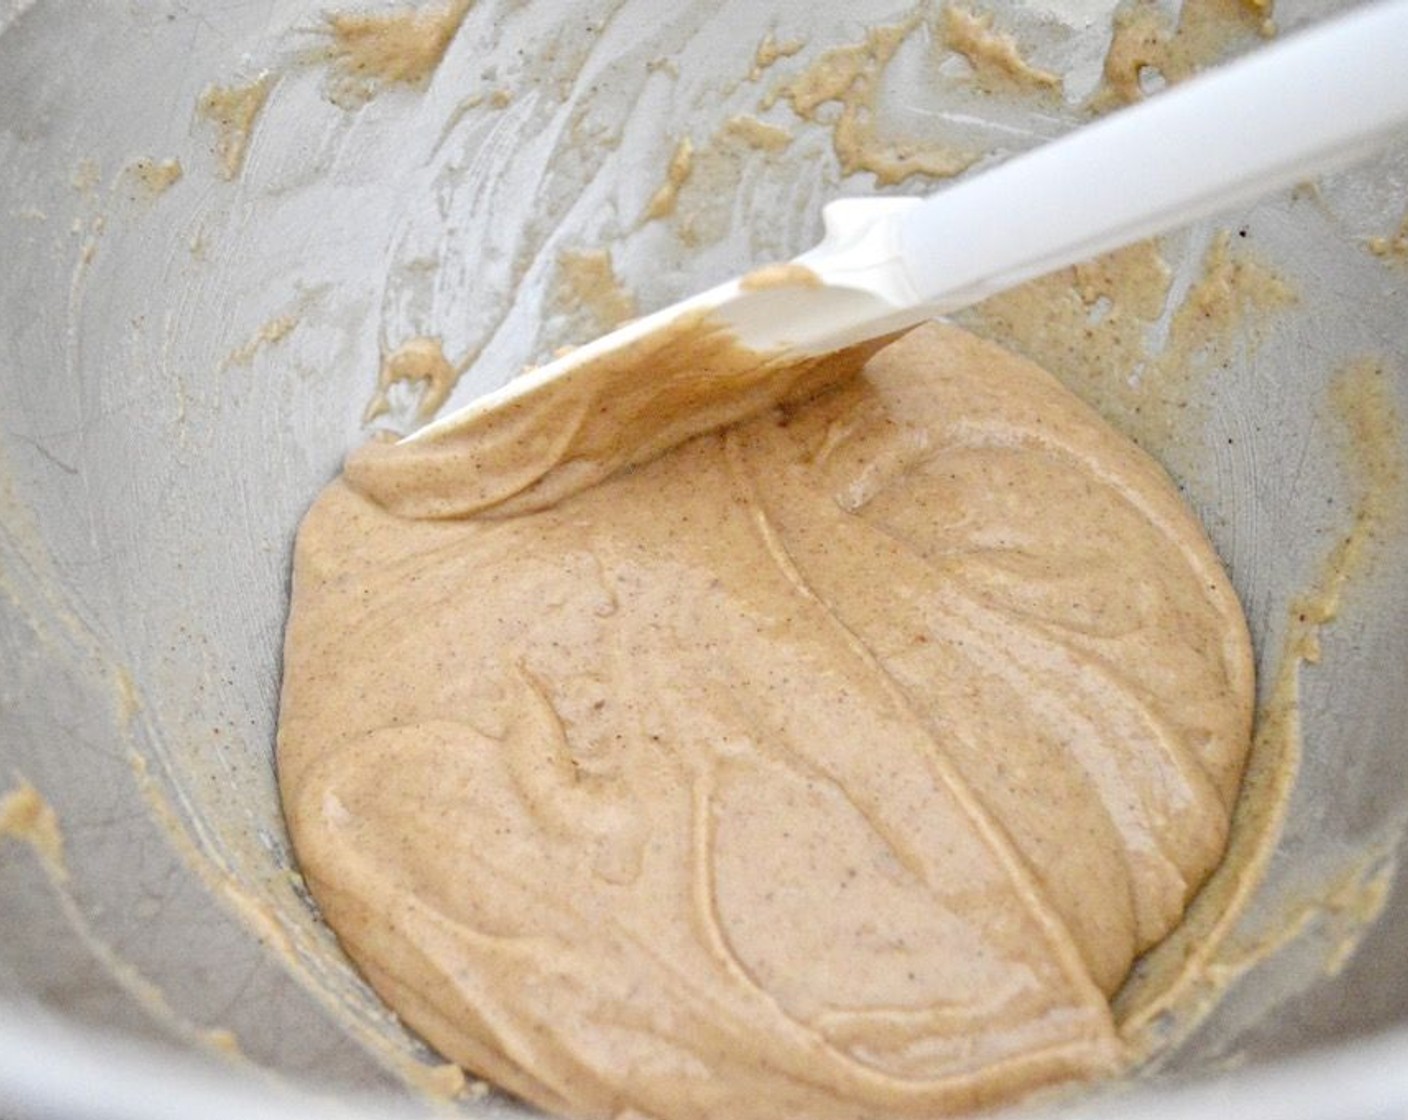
[278,323,1254,1119]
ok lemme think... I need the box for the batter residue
[768,16,976,186]
[552,249,638,337]
[667,116,796,247]
[278,323,1254,1118]
[1368,211,1408,262]
[197,76,272,180]
[0,778,67,878]
[642,137,695,223]
[319,0,473,108]
[751,32,806,81]
[362,336,466,426]
[942,5,1061,95]
[123,157,184,199]
[1089,0,1274,111]
[960,233,1292,466]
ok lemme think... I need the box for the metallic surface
[1,0,1405,1115]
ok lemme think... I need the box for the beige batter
[197,77,272,181]
[278,322,1254,1119]
[318,0,473,108]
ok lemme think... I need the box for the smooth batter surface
[278,323,1254,1119]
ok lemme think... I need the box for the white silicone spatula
[399,0,1408,512]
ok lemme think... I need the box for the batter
[277,323,1254,1119]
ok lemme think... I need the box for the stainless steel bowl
[2,0,1405,1116]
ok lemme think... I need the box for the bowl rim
[1,1000,1406,1120]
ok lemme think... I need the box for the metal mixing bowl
[2,0,1405,1116]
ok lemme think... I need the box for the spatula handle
[899,0,1408,313]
